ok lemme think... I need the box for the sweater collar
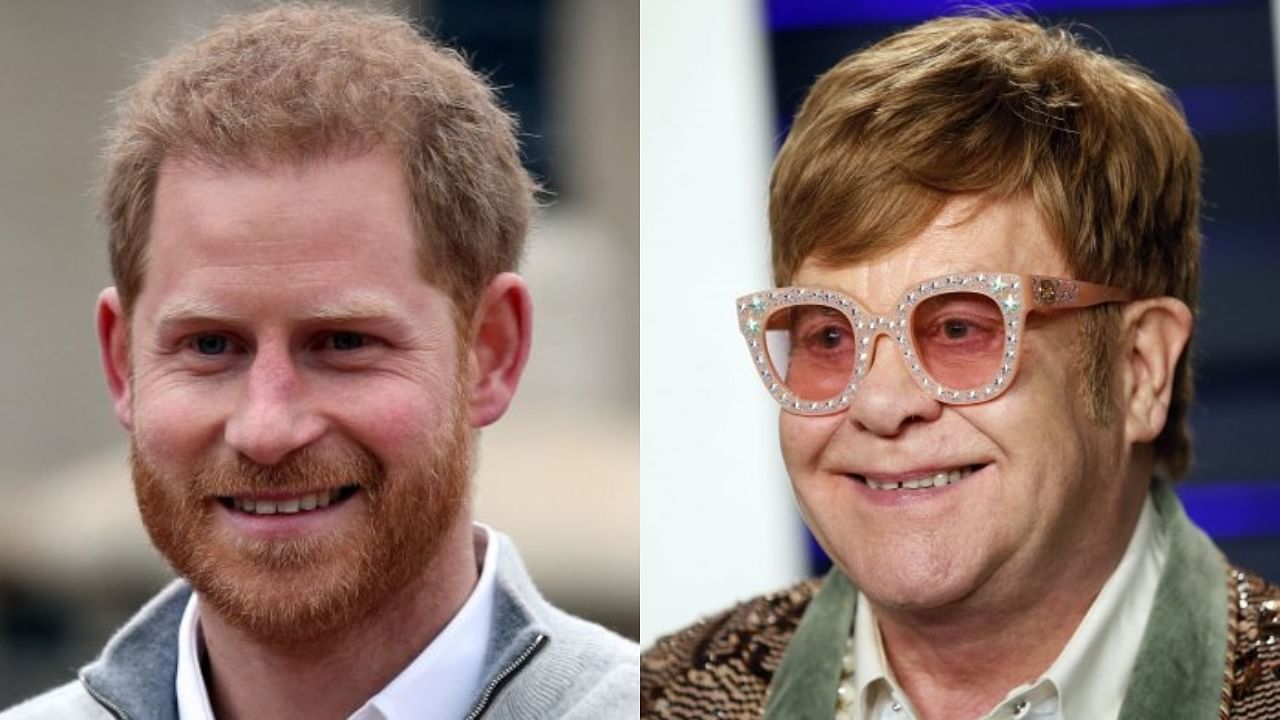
[79,528,553,720]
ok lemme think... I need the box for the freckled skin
[780,195,1138,618]
[111,146,476,647]
[131,149,461,490]
[98,141,534,719]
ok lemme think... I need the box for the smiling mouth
[216,484,361,515]
[851,464,985,491]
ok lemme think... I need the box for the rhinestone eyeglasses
[736,273,1132,415]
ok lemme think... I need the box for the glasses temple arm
[1029,276,1135,310]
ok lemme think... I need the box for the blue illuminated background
[764,0,1280,578]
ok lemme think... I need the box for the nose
[224,345,326,466]
[844,330,942,436]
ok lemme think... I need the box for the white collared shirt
[852,496,1167,720]
[176,524,501,720]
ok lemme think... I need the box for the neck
[873,588,1092,719]
[198,518,480,720]
[872,484,1147,720]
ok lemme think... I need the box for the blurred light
[768,0,1256,31]
[1177,480,1280,539]
[1177,85,1279,137]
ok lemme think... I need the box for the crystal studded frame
[735,273,1131,415]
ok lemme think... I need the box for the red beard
[131,397,471,646]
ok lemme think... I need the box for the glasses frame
[736,272,1133,415]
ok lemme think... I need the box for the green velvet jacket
[642,482,1280,719]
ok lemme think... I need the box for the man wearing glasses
[643,14,1278,720]
[3,5,636,719]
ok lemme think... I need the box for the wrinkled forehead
[133,148,443,325]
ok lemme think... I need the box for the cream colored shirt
[176,524,500,720]
[851,496,1167,720]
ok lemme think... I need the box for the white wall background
[640,0,806,646]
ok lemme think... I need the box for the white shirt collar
[176,523,501,720]
[852,495,1166,720]
[175,579,215,720]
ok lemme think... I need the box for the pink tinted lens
[910,292,1007,390]
[764,304,856,402]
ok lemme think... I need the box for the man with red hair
[5,6,637,719]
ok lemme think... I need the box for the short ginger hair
[102,3,535,320]
[770,15,1202,478]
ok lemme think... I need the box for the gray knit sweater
[0,531,638,719]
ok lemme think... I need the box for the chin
[860,576,976,614]
[192,527,399,643]
[833,539,985,613]
[130,425,471,646]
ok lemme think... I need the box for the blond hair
[103,3,535,320]
[770,15,1201,478]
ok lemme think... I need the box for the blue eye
[193,335,229,355]
[330,332,366,351]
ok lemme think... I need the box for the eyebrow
[154,293,410,329]
[154,298,237,328]
[307,293,406,322]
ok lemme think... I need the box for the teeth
[863,467,976,492]
[232,489,344,515]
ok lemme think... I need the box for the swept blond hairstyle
[770,15,1201,478]
[103,3,535,320]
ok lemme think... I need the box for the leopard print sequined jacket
[641,568,1280,719]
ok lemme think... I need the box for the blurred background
[642,0,1280,645]
[0,0,637,704]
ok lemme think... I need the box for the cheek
[778,413,809,475]
[778,413,853,559]
[131,379,230,470]
[778,413,842,477]
[986,338,1087,445]
[961,344,1103,506]
[334,377,461,460]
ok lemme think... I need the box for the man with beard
[642,13,1279,720]
[3,5,636,720]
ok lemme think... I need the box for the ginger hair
[103,3,535,321]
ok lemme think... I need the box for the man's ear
[97,287,133,430]
[467,273,532,428]
[1121,297,1193,445]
